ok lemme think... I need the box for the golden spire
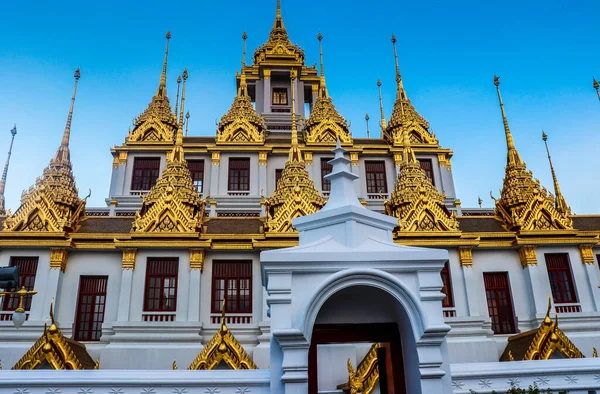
[239,32,249,97]
[542,131,570,215]
[172,69,188,160]
[391,34,406,105]
[494,75,523,167]
[289,69,301,161]
[275,0,283,28]
[242,31,248,67]
[0,125,17,216]
[54,67,80,163]
[594,77,600,102]
[175,75,182,121]
[317,32,328,98]
[377,79,386,133]
[156,31,171,98]
[384,129,458,232]
[365,113,370,138]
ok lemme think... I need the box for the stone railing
[0,370,270,394]
[450,358,600,394]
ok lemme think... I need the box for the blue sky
[0,0,598,213]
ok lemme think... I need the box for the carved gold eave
[212,152,221,165]
[189,248,205,271]
[458,247,473,267]
[49,248,68,271]
[518,245,537,268]
[579,245,595,264]
[122,248,136,270]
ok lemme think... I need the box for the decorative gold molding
[212,152,221,165]
[311,83,318,94]
[258,152,268,166]
[458,247,473,267]
[350,152,359,166]
[49,248,68,271]
[190,248,205,271]
[122,248,137,270]
[518,245,537,268]
[393,153,402,167]
[579,245,594,265]
[438,152,452,170]
[342,344,380,394]
[304,152,313,166]
[263,69,271,79]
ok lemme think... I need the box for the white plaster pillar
[459,247,479,316]
[117,249,136,321]
[209,153,220,196]
[38,249,68,321]
[580,245,600,311]
[263,70,271,114]
[187,269,201,322]
[259,155,267,198]
[519,246,551,318]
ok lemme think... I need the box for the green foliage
[469,383,565,394]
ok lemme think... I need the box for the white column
[519,246,551,318]
[42,268,62,320]
[580,246,600,311]
[117,249,136,321]
[459,248,479,316]
[259,158,267,197]
[210,154,220,196]
[263,70,271,114]
[187,269,201,322]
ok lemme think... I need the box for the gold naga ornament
[132,70,208,233]
[339,344,381,394]
[183,299,257,370]
[217,32,266,145]
[500,297,584,361]
[253,0,304,65]
[384,131,459,232]
[302,33,352,145]
[126,32,179,143]
[3,68,87,232]
[382,35,437,147]
[262,70,325,233]
[492,76,572,231]
[13,302,97,370]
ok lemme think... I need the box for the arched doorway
[307,285,419,394]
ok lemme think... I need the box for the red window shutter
[228,158,250,191]
[321,158,333,192]
[74,276,108,341]
[545,254,577,304]
[440,262,454,308]
[418,159,434,185]
[2,257,39,311]
[131,158,161,191]
[365,161,388,194]
[483,273,516,334]
[212,261,252,314]
[144,258,179,312]
[187,160,205,193]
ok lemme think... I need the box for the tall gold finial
[157,31,171,98]
[289,69,302,161]
[377,79,386,134]
[185,111,190,137]
[242,31,248,67]
[391,34,405,102]
[239,33,249,97]
[175,75,182,120]
[276,0,281,19]
[0,125,17,215]
[493,75,522,167]
[54,68,81,163]
[542,131,569,215]
[365,113,370,139]
[170,69,188,163]
[594,77,600,102]
[317,33,328,98]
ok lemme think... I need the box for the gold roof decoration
[384,131,459,232]
[383,35,437,147]
[3,69,87,233]
[303,33,352,146]
[262,70,325,233]
[13,302,97,370]
[338,344,381,394]
[186,300,257,370]
[500,297,584,361]
[542,131,571,216]
[132,70,207,233]
[217,32,266,145]
[126,32,178,144]
[492,76,572,231]
[253,0,305,66]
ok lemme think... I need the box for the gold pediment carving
[216,96,265,145]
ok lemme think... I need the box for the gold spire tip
[542,130,547,141]
[594,77,599,90]
[166,31,171,39]
[391,34,397,43]
[377,79,381,87]
[494,74,500,86]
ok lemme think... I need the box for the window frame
[2,256,39,311]
[272,87,288,106]
[545,253,577,304]
[131,157,161,191]
[143,258,179,312]
[187,159,205,193]
[74,276,108,342]
[228,158,251,192]
[365,160,388,194]
[320,158,333,193]
[440,262,454,308]
[418,158,435,185]
[483,272,517,335]
[211,260,253,314]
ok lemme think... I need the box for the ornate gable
[126,32,178,144]
[13,304,97,370]
[3,69,86,233]
[384,132,458,232]
[500,298,584,361]
[492,76,572,231]
[132,70,207,233]
[263,70,325,233]
[185,302,257,370]
[217,72,266,145]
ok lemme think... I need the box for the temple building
[0,2,600,393]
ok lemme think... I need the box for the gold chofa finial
[377,79,386,133]
[157,31,171,98]
[478,195,483,208]
[493,75,523,167]
[54,68,81,163]
[542,131,570,215]
[593,347,598,358]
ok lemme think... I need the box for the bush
[469,383,564,394]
